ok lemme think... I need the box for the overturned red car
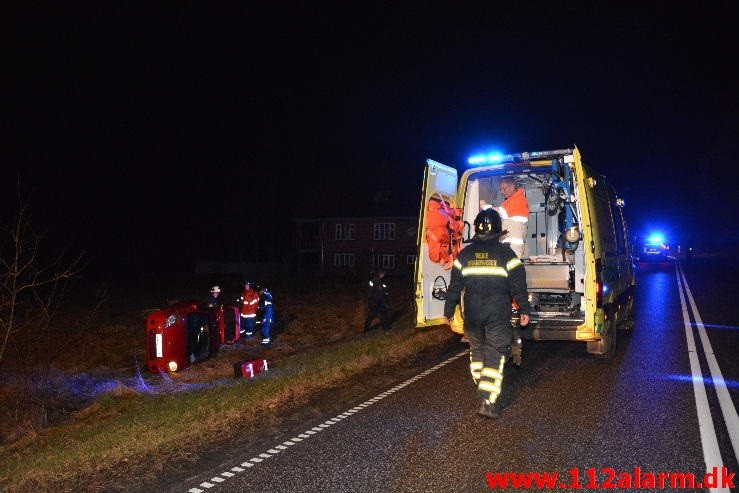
[145,300,241,373]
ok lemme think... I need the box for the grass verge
[0,323,455,492]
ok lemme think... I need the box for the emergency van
[414,147,635,357]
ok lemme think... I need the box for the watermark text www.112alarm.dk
[486,466,735,489]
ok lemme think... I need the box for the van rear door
[414,159,459,328]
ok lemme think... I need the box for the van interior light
[564,226,581,243]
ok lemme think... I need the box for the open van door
[413,159,463,330]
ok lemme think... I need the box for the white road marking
[188,349,468,492]
[676,263,737,493]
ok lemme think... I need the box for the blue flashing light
[468,151,507,166]
[647,233,664,244]
[468,148,576,166]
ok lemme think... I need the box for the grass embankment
[0,322,455,492]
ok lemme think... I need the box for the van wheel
[589,310,617,358]
[619,296,636,332]
[606,320,617,358]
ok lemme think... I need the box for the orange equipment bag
[426,194,464,270]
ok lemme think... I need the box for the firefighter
[238,281,260,339]
[444,208,531,419]
[259,287,273,347]
[205,285,221,307]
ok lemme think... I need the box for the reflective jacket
[443,236,531,327]
[498,187,529,221]
[239,288,260,317]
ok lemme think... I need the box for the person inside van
[497,177,529,258]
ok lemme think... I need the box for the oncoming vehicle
[637,234,670,261]
[414,147,636,357]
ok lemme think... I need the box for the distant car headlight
[165,314,176,328]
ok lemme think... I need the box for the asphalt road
[168,256,738,493]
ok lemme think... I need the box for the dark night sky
[4,3,737,277]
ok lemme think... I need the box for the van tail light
[595,258,603,309]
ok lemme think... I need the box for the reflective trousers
[240,315,256,336]
[501,219,527,258]
[464,321,512,405]
[260,310,273,344]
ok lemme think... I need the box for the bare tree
[0,193,77,362]
[0,186,105,432]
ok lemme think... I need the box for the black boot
[478,400,499,419]
[510,344,522,367]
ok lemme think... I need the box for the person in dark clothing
[444,208,531,419]
[258,287,273,347]
[364,269,391,332]
[205,285,222,307]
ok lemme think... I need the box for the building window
[334,253,355,267]
[406,254,416,265]
[335,223,356,240]
[374,222,395,240]
[372,254,396,270]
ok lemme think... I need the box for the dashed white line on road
[186,349,468,493]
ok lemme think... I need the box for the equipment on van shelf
[546,157,581,251]
[425,193,465,270]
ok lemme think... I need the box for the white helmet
[211,286,221,293]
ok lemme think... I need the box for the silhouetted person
[364,269,390,332]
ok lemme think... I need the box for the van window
[610,201,626,254]
[592,179,617,255]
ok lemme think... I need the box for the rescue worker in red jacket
[444,208,531,419]
[238,281,260,339]
[497,176,529,258]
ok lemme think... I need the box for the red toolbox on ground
[234,358,268,378]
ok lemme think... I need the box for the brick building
[293,216,418,277]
